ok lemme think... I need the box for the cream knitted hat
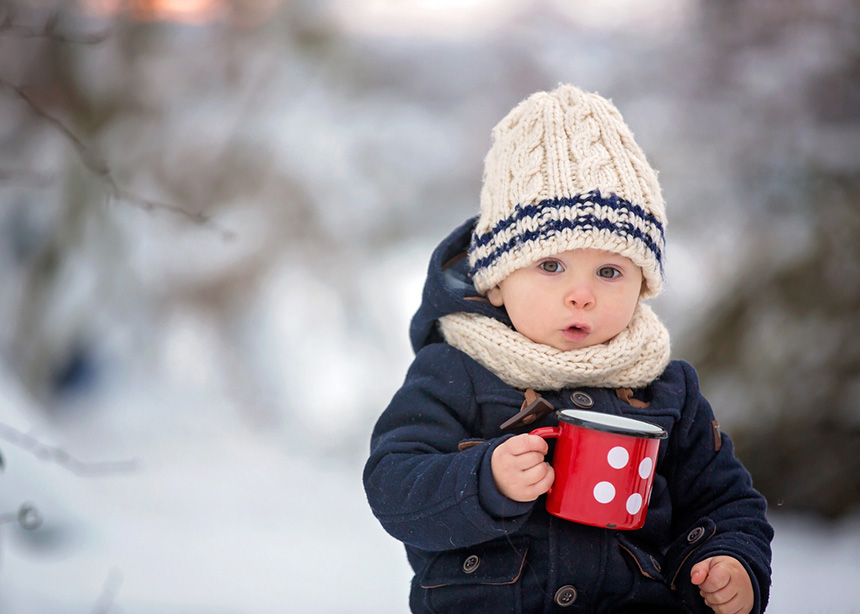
[469,84,667,298]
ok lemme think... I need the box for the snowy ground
[0,373,414,614]
[767,514,860,614]
[0,370,855,613]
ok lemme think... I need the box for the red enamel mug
[531,409,667,530]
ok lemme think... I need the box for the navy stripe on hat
[470,190,665,276]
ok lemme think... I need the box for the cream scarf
[438,302,671,390]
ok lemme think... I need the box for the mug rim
[557,409,667,439]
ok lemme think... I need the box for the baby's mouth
[562,324,591,342]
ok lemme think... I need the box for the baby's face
[486,249,643,351]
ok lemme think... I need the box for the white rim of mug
[557,409,667,439]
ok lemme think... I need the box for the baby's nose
[565,283,595,308]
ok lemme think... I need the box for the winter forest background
[0,0,858,611]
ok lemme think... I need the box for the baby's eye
[539,260,564,273]
[597,266,621,279]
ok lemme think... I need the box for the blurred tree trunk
[690,170,860,518]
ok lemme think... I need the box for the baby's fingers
[519,463,554,498]
[516,450,552,470]
[505,433,549,456]
[691,558,730,593]
[703,562,732,594]
[691,557,754,614]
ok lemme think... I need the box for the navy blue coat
[364,219,773,613]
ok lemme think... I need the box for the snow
[0,332,857,612]
[1,1,857,611]
[768,514,860,613]
[0,366,413,613]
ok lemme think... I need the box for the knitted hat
[469,84,666,299]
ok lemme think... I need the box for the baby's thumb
[690,559,711,586]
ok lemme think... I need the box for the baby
[364,84,773,613]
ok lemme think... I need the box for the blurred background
[0,0,858,611]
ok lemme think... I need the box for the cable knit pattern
[438,303,671,390]
[470,84,666,298]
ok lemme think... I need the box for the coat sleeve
[363,343,534,552]
[663,361,774,614]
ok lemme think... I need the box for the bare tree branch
[0,502,42,530]
[0,79,236,240]
[0,5,109,45]
[91,567,124,614]
[0,422,139,476]
[0,168,54,186]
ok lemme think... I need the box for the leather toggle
[615,387,650,408]
[500,391,555,430]
[457,439,485,451]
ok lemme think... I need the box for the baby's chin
[513,325,619,351]
[546,330,620,352]
[539,334,602,352]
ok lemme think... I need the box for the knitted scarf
[438,302,671,391]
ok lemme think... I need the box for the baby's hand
[491,434,554,502]
[690,556,754,614]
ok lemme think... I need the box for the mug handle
[529,426,561,439]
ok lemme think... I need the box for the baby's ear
[486,286,504,307]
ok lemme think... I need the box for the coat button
[554,585,578,607]
[462,554,481,574]
[687,526,706,544]
[570,391,594,409]
[649,555,662,573]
